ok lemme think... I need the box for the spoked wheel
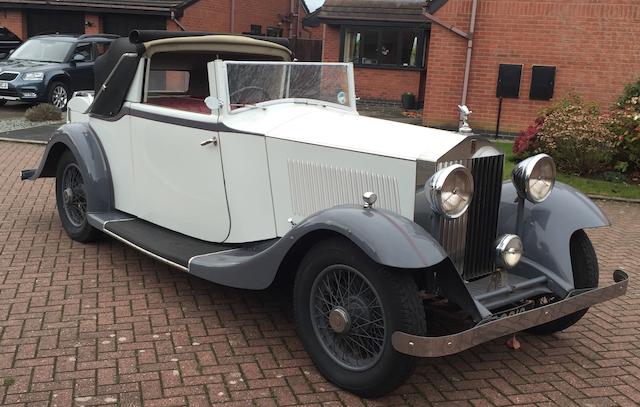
[294,237,426,398]
[55,151,100,242]
[311,265,387,371]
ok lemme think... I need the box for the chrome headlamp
[427,164,474,219]
[511,154,556,203]
[495,234,523,269]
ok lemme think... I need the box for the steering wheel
[229,86,271,105]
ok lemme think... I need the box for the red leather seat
[148,97,211,114]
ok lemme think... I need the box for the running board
[88,212,281,289]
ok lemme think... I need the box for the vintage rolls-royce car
[21,31,628,397]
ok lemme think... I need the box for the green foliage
[537,96,617,175]
[609,96,640,171]
[617,77,640,110]
[25,103,62,122]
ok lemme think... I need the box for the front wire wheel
[294,237,426,398]
[311,265,387,371]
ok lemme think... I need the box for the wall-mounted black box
[529,65,556,100]
[496,64,523,98]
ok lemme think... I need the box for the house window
[343,27,426,69]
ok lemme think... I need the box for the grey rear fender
[22,122,113,214]
[498,181,609,287]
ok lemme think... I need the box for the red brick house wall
[0,9,25,39]
[168,0,230,32]
[423,0,640,133]
[322,24,423,102]
[84,14,102,35]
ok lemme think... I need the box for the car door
[129,67,230,242]
[66,42,93,91]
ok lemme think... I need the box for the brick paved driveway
[1,141,638,407]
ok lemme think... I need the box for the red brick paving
[1,141,638,406]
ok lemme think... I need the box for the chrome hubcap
[62,187,73,204]
[52,86,67,109]
[328,307,351,334]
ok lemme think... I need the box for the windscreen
[225,62,353,110]
[10,39,74,63]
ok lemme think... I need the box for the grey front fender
[189,205,448,290]
[291,205,448,269]
[498,181,609,286]
[22,122,113,214]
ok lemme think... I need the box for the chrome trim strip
[102,228,189,272]
[392,270,629,357]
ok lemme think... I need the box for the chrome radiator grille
[437,154,504,280]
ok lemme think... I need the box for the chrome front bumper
[392,270,629,357]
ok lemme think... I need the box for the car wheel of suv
[55,150,100,242]
[527,230,599,335]
[48,81,69,110]
[293,237,426,398]
[0,100,7,106]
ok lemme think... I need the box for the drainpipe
[290,0,295,38]
[460,0,478,120]
[230,0,236,32]
[423,0,479,127]
[171,10,186,31]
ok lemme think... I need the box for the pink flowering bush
[537,96,617,175]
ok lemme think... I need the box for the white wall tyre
[55,150,100,242]
[293,237,426,398]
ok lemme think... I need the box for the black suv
[0,27,22,59]
[0,33,117,108]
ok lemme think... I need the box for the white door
[129,103,230,242]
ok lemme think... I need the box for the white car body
[69,60,466,243]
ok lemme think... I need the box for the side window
[73,43,92,62]
[144,63,211,115]
[94,42,110,59]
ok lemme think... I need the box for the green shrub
[538,96,617,175]
[617,78,640,111]
[25,103,62,122]
[609,96,640,171]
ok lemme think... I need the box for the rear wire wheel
[293,237,426,398]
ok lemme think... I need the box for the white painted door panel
[130,109,230,242]
[91,113,138,215]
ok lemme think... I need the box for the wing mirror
[0,53,6,60]
[204,96,222,110]
[72,54,86,63]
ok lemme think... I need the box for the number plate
[0,82,8,89]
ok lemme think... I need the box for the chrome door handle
[200,137,218,146]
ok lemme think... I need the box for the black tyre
[293,237,426,398]
[527,230,599,335]
[48,81,69,110]
[55,150,100,242]
[0,100,7,106]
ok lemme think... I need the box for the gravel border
[0,118,64,133]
